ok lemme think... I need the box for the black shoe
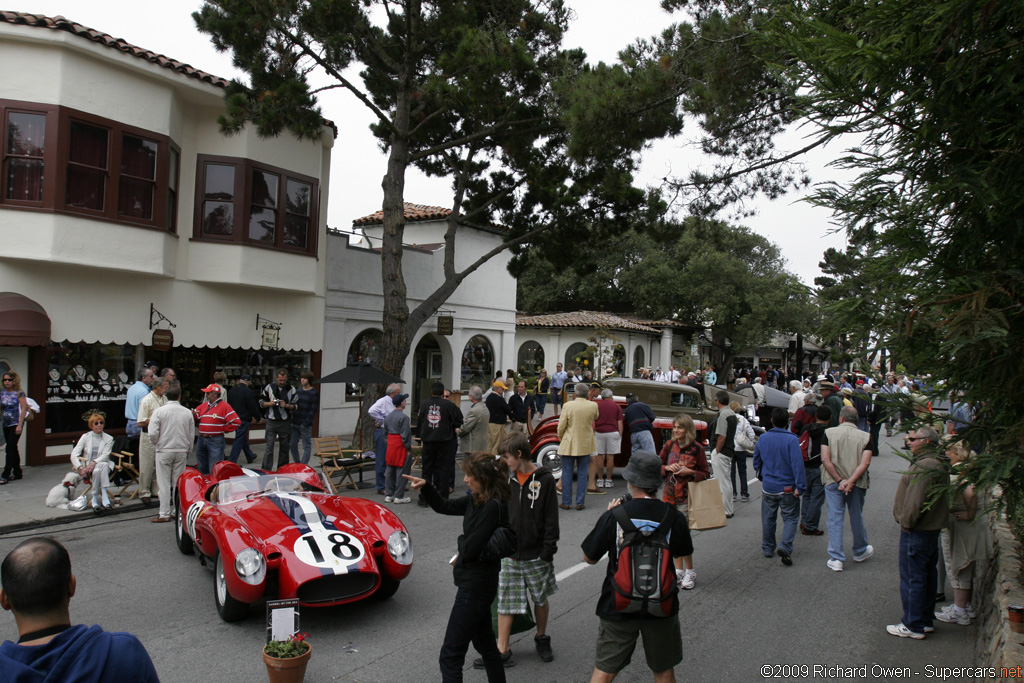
[417,498,429,508]
[535,635,553,662]
[935,592,946,603]
[801,527,824,536]
[473,649,514,669]
[10,472,21,481]
[778,549,793,566]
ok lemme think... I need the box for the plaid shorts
[497,558,558,614]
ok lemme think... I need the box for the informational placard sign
[152,329,173,352]
[266,598,300,644]
[261,326,280,350]
[437,315,454,336]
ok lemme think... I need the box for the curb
[0,500,155,536]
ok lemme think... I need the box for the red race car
[174,461,413,621]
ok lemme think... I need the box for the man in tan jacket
[557,383,599,510]
[457,386,488,453]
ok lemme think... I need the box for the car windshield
[209,475,319,504]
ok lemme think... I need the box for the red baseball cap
[201,384,221,393]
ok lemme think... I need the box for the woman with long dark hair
[0,370,28,484]
[405,452,510,682]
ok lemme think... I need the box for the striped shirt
[193,398,241,436]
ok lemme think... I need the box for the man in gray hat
[581,451,692,682]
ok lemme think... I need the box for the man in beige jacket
[457,386,489,453]
[148,385,195,523]
[557,383,599,510]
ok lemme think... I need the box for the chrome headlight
[387,530,413,565]
[235,548,266,585]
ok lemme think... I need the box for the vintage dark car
[531,378,725,478]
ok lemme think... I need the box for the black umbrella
[318,362,404,386]
[316,362,404,456]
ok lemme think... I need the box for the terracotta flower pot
[263,643,311,683]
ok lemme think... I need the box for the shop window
[194,154,319,256]
[0,99,177,232]
[611,344,625,376]
[633,345,645,377]
[45,342,136,435]
[346,329,382,401]
[565,342,592,374]
[517,341,544,377]
[4,110,46,202]
[461,335,493,390]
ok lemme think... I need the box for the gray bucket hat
[621,450,664,490]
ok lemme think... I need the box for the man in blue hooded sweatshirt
[0,537,158,682]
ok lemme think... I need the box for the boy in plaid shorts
[475,432,560,668]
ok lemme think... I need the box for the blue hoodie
[0,625,158,683]
[753,428,806,495]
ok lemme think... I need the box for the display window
[45,341,136,435]
[460,335,493,390]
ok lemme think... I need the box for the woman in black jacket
[405,452,511,682]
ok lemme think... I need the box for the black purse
[481,503,517,560]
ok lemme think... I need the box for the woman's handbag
[482,503,518,560]
[734,419,755,451]
[687,478,728,530]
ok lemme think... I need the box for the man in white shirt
[369,383,402,495]
[667,366,681,383]
[148,385,195,523]
[135,377,168,507]
[787,380,806,418]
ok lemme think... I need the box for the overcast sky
[18,0,849,285]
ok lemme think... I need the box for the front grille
[296,572,376,604]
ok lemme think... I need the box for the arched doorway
[413,334,442,419]
[565,342,592,375]
[633,345,645,377]
[517,340,544,377]
[612,344,626,376]
[461,334,494,390]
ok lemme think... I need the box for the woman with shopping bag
[657,413,710,590]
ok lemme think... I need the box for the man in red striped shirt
[193,384,241,475]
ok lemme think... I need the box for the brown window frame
[0,99,179,234]
[193,154,319,257]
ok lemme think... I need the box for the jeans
[374,427,387,492]
[385,455,414,498]
[262,420,291,470]
[125,420,141,438]
[290,423,313,464]
[630,430,655,453]
[196,435,225,475]
[440,587,505,683]
[229,420,257,463]
[800,467,826,531]
[534,393,547,418]
[899,528,940,634]
[824,483,869,562]
[762,491,801,555]
[561,455,589,506]
[731,452,749,497]
[2,424,21,479]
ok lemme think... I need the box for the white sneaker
[680,570,696,590]
[853,545,874,562]
[384,496,393,503]
[886,623,925,639]
[827,559,844,572]
[675,569,687,589]
[394,497,411,504]
[604,479,613,488]
[966,603,978,619]
[596,479,604,488]
[935,604,971,625]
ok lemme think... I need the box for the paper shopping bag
[687,478,728,530]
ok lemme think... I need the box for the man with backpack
[798,405,831,536]
[581,450,692,683]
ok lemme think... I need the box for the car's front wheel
[214,552,249,622]
[175,493,193,555]
[374,575,401,601]
[536,443,561,479]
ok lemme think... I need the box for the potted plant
[262,632,311,683]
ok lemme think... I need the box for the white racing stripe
[277,492,364,576]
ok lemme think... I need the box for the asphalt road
[0,433,977,682]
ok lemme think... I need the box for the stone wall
[976,496,1024,679]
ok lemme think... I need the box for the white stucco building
[0,13,333,463]
[320,204,517,436]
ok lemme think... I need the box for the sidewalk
[0,442,377,535]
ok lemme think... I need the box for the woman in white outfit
[70,412,114,513]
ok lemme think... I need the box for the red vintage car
[174,461,413,621]
[530,408,710,478]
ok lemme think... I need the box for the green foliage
[747,0,1024,513]
[264,632,310,659]
[516,217,816,366]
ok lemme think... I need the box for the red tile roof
[0,11,337,136]
[0,11,231,88]
[352,203,452,227]
[516,311,664,334]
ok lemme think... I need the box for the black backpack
[609,505,677,617]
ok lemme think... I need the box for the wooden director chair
[314,436,366,493]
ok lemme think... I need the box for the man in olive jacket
[458,385,489,454]
[887,425,949,640]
